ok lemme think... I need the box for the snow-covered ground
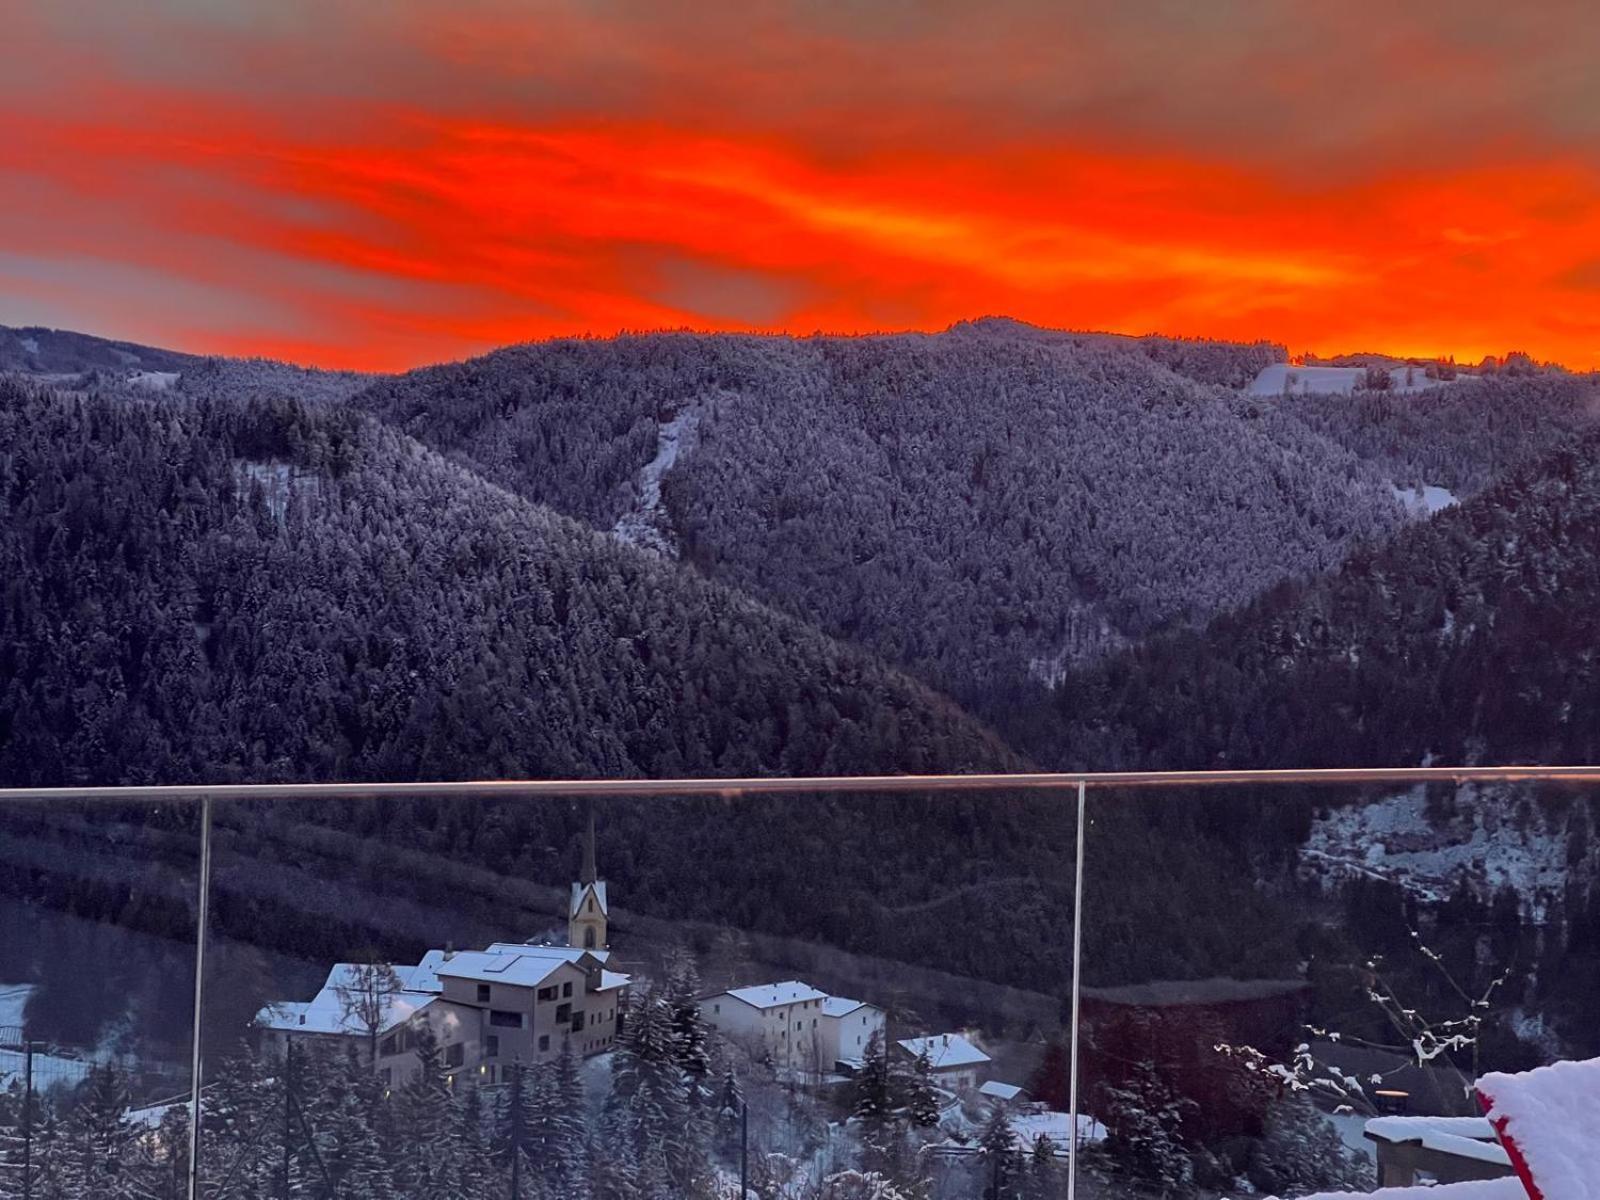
[1302,784,1585,919]
[1248,363,1452,397]
[1391,483,1458,517]
[613,406,701,556]
[0,1047,92,1090]
[127,369,181,391]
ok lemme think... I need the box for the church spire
[581,802,598,886]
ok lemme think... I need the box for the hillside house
[897,1033,991,1094]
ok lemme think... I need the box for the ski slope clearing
[1250,363,1452,397]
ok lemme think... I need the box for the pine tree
[1097,1061,1195,1199]
[851,1030,893,1129]
[904,1052,940,1129]
[397,1019,456,1199]
[323,1045,394,1200]
[978,1104,1018,1200]
[61,1065,136,1200]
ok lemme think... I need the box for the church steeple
[569,803,609,951]
[581,804,598,886]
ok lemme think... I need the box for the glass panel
[0,796,200,1200]
[199,786,1086,1199]
[1079,779,1577,1197]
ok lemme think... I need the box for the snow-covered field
[1302,784,1586,918]
[1248,363,1452,397]
[1391,483,1458,517]
[127,369,181,391]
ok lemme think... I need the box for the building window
[477,984,491,1003]
[538,985,557,1002]
[556,1003,572,1023]
[584,927,596,948]
[539,1035,550,1052]
[380,1033,399,1057]
[563,981,573,998]
[490,1010,522,1028]
[445,1043,465,1068]
[714,1003,720,1014]
[486,1036,499,1058]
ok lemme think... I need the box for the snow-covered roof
[979,1081,1024,1102]
[1365,1114,1499,1144]
[1480,1055,1600,1200]
[482,942,611,966]
[724,981,828,1010]
[597,971,629,992]
[1286,1180,1525,1200]
[254,963,435,1036]
[1363,1113,1510,1169]
[570,880,608,917]
[898,1033,990,1069]
[436,950,569,988]
[1011,1111,1106,1150]
[821,996,874,1018]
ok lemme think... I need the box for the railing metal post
[1066,778,1086,1200]
[187,796,213,1200]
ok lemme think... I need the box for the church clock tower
[568,805,609,950]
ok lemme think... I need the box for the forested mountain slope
[1285,373,1600,498]
[0,324,196,374]
[0,377,1295,1002]
[1048,428,1600,772]
[352,324,1408,700]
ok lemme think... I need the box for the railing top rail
[1,764,1599,804]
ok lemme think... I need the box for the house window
[556,1003,572,1023]
[584,927,596,948]
[486,1036,499,1058]
[537,985,557,1002]
[380,1033,399,1056]
[563,982,573,998]
[489,1010,522,1028]
[538,1035,550,1052]
[714,1003,721,1014]
[477,984,491,1004]
[445,1043,465,1068]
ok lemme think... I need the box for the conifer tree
[978,1104,1018,1200]
[851,1030,893,1128]
[904,1052,940,1129]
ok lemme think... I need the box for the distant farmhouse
[257,810,629,1087]
[699,981,885,1074]
[897,1033,991,1094]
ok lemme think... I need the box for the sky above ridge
[4,1,1600,370]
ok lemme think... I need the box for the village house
[698,981,886,1074]
[257,811,629,1087]
[896,1032,991,1094]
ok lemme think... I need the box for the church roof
[570,880,609,917]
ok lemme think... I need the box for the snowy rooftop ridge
[726,980,828,1009]
[898,1033,990,1069]
[820,996,872,1018]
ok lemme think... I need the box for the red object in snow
[1477,1056,1600,1200]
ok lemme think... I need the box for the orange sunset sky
[4,0,1600,371]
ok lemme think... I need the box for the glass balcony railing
[0,766,1594,1200]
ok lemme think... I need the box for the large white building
[257,811,629,1087]
[699,981,885,1074]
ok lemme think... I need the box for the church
[256,806,630,1084]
